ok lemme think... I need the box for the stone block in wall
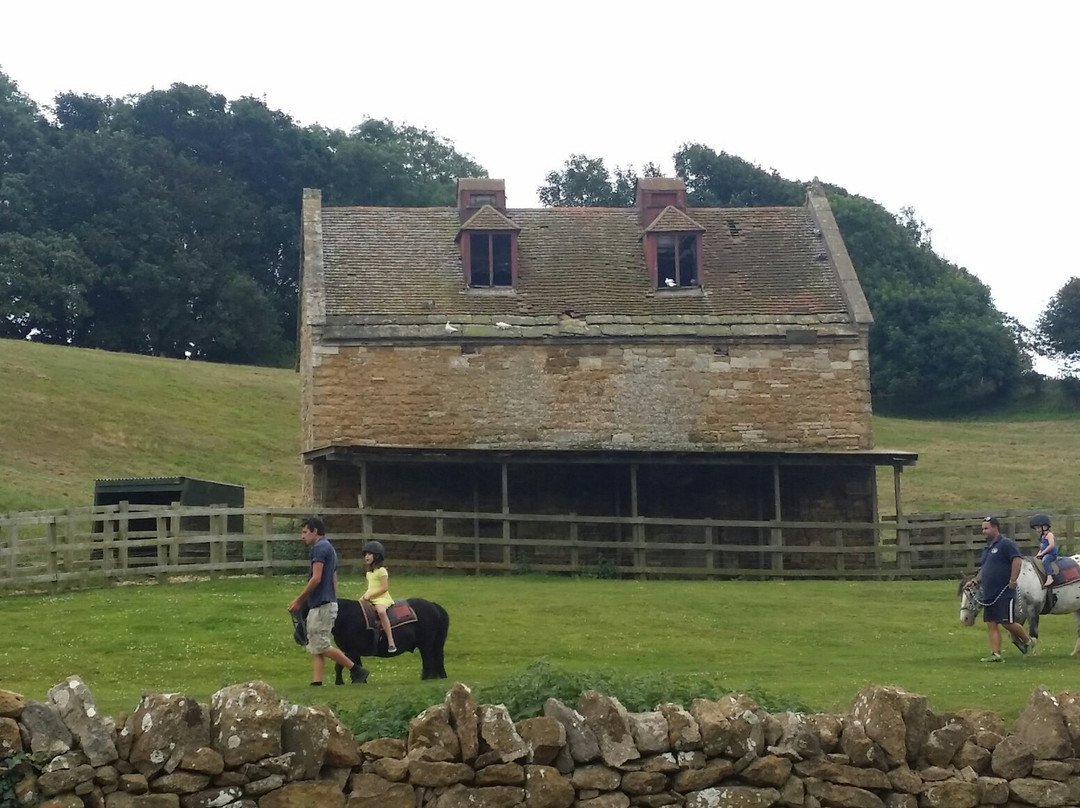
[315,706,360,769]
[685,786,779,808]
[406,759,474,787]
[180,785,243,806]
[991,734,1034,779]
[256,780,345,808]
[575,792,630,808]
[478,704,529,764]
[739,755,791,788]
[839,721,888,772]
[149,770,209,794]
[543,699,600,764]
[408,703,461,762]
[669,758,733,792]
[49,676,118,767]
[445,682,479,763]
[124,693,210,778]
[952,740,990,773]
[177,748,223,777]
[1032,759,1073,781]
[0,716,22,756]
[20,701,73,756]
[473,762,524,786]
[626,712,668,755]
[0,687,27,718]
[657,704,699,753]
[38,763,95,797]
[1058,690,1080,757]
[576,692,639,769]
[921,720,971,767]
[516,716,565,765]
[849,685,933,769]
[524,764,574,808]
[359,737,405,760]
[281,703,328,780]
[619,770,667,795]
[369,756,409,781]
[919,779,978,808]
[768,712,821,761]
[209,682,283,769]
[1011,687,1073,760]
[429,783,524,808]
[572,763,622,791]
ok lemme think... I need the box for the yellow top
[364,567,393,607]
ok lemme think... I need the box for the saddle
[359,598,418,636]
[1032,555,1079,589]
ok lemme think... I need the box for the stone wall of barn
[4,678,1079,808]
[302,338,872,456]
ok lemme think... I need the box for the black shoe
[310,681,323,686]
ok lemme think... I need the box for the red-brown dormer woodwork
[457,179,519,288]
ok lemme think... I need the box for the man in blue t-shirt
[288,517,356,685]
[971,516,1033,662]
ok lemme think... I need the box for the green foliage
[581,556,618,579]
[828,191,1024,414]
[0,751,49,806]
[537,154,660,207]
[0,71,485,366]
[1036,277,1080,374]
[674,143,803,207]
[331,659,806,741]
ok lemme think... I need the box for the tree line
[1,70,1076,413]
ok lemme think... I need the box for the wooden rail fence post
[262,513,273,578]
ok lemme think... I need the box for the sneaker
[980,653,1004,663]
[1011,637,1031,655]
[310,681,324,686]
[387,644,398,654]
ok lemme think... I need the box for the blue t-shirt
[978,535,1022,596]
[308,537,338,607]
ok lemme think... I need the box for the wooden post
[64,508,76,581]
[168,507,180,571]
[834,528,845,577]
[569,513,579,573]
[770,464,784,576]
[118,501,130,574]
[5,521,17,587]
[359,462,373,538]
[435,509,445,574]
[501,462,511,574]
[705,525,716,580]
[102,510,116,576]
[262,513,273,578]
[894,464,910,576]
[46,518,58,594]
[210,512,223,579]
[156,515,168,584]
[631,463,645,579]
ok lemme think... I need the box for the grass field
[1,574,1076,733]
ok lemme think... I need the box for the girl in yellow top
[360,540,396,653]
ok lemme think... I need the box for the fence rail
[1,504,1072,594]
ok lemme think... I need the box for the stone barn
[298,178,916,574]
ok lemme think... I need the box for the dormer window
[469,193,497,207]
[469,232,513,287]
[656,233,699,288]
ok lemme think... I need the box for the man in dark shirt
[972,516,1033,662]
[288,517,356,685]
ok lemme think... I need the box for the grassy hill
[3,338,1079,516]
[0,339,301,513]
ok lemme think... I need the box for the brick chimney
[457,179,507,222]
[635,177,687,226]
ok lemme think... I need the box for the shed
[94,476,245,533]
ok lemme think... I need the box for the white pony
[959,554,1080,656]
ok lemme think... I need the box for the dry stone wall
[4,678,1080,808]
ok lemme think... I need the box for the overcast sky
[3,1,1076,352]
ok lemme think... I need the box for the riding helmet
[362,540,386,558]
[1029,513,1052,530]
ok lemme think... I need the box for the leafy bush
[333,659,809,741]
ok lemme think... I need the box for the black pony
[294,598,450,684]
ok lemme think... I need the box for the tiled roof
[319,205,848,319]
[459,204,521,232]
[644,205,705,233]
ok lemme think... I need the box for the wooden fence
[1,504,1073,594]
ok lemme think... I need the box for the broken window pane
[470,233,491,286]
[678,234,698,286]
[657,234,677,288]
[492,234,512,286]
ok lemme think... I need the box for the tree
[674,144,803,207]
[829,191,1024,412]
[538,154,660,207]
[1037,278,1080,373]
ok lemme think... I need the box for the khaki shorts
[306,602,338,654]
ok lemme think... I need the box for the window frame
[648,231,701,290]
[464,231,517,288]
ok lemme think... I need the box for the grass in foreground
[1,575,1075,737]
